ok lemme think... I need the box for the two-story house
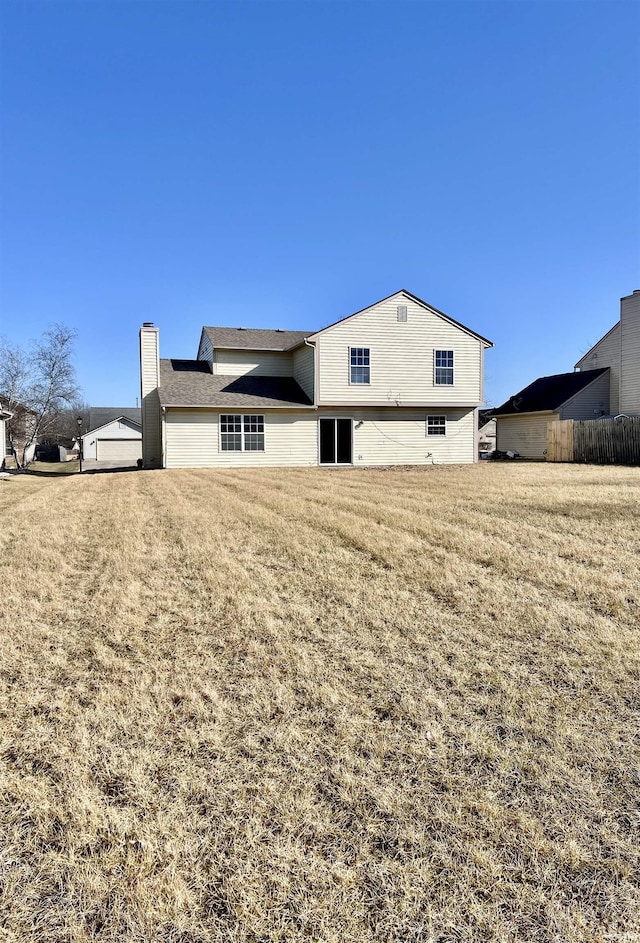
[139,289,493,468]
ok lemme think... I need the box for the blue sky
[1,0,638,408]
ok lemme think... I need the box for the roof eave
[493,408,559,418]
[160,402,315,409]
[84,416,143,435]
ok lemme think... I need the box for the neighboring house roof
[158,360,314,409]
[203,327,311,352]
[308,289,494,347]
[82,416,142,438]
[88,407,142,431]
[0,396,36,416]
[493,368,609,416]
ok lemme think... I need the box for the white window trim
[219,413,265,452]
[426,415,447,436]
[434,349,455,386]
[348,346,371,385]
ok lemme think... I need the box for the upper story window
[350,347,370,384]
[220,414,265,451]
[435,350,454,385]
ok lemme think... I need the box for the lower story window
[220,414,265,451]
[427,415,446,436]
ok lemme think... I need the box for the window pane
[350,348,370,383]
[221,433,242,451]
[435,351,454,385]
[243,415,264,434]
[244,434,265,451]
[351,366,370,384]
[221,414,241,433]
[350,347,369,361]
[427,416,446,436]
[435,350,453,367]
[319,418,335,464]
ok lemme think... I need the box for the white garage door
[96,439,142,462]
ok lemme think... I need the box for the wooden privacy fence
[547,417,640,465]
[546,420,573,462]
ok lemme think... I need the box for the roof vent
[237,327,246,331]
[275,328,283,332]
[142,321,154,327]
[633,289,640,295]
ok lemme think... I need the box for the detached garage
[82,408,142,463]
[96,436,142,462]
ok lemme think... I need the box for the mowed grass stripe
[0,465,638,942]
[204,467,640,633]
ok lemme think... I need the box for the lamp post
[76,417,83,472]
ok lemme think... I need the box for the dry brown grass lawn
[0,463,639,942]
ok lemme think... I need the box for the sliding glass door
[319,418,352,465]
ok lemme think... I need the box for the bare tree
[45,401,91,448]
[0,324,80,466]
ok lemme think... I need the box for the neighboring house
[139,289,493,469]
[493,369,610,459]
[81,407,142,462]
[478,409,496,455]
[494,289,640,460]
[0,402,12,466]
[575,289,640,415]
[0,398,38,465]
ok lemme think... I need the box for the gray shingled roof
[203,327,311,351]
[88,407,141,431]
[494,369,609,416]
[158,360,313,408]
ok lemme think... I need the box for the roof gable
[307,289,493,347]
[83,416,142,437]
[89,407,141,431]
[494,368,609,416]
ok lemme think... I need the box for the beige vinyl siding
[140,327,162,468]
[213,349,293,377]
[164,407,475,467]
[293,344,314,402]
[496,413,558,460]
[621,292,640,414]
[314,293,484,406]
[326,407,476,465]
[197,331,213,367]
[164,409,317,468]
[559,371,610,420]
[576,323,620,415]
